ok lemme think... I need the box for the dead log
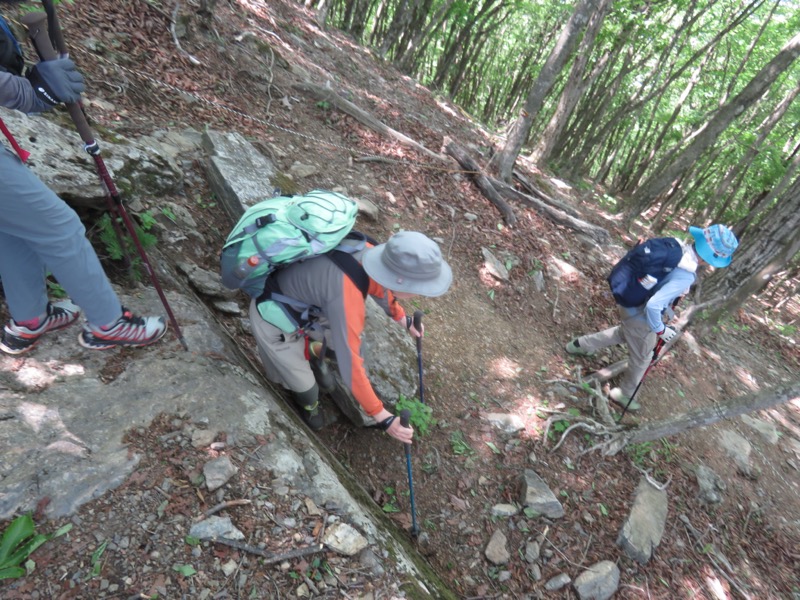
[488,175,610,244]
[512,170,582,218]
[292,82,446,162]
[444,141,517,226]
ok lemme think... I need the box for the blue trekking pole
[400,410,420,538]
[413,310,425,404]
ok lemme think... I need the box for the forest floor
[3,0,800,598]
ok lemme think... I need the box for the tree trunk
[529,0,612,164]
[489,0,598,182]
[701,181,800,322]
[623,381,800,447]
[625,31,800,227]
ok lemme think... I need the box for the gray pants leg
[578,306,657,397]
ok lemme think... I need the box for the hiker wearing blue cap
[565,224,739,411]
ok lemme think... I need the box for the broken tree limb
[444,141,517,225]
[512,170,582,218]
[488,175,610,244]
[292,82,446,162]
[211,537,325,564]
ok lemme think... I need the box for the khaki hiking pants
[577,306,658,398]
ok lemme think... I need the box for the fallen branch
[679,514,751,600]
[292,82,446,161]
[512,170,582,218]
[444,141,517,225]
[203,499,252,518]
[488,175,610,244]
[211,537,325,564]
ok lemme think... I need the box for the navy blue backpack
[0,15,24,76]
[607,238,683,308]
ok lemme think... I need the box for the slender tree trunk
[625,31,800,227]
[530,0,612,165]
[702,181,800,323]
[489,0,599,181]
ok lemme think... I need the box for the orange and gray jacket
[266,248,406,417]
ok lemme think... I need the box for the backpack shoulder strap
[327,250,369,298]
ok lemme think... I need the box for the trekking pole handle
[400,409,411,429]
[20,12,96,146]
[412,310,423,332]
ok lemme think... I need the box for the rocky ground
[1,0,799,598]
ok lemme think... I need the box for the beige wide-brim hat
[362,231,453,297]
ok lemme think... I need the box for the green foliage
[172,563,197,577]
[625,439,677,470]
[88,541,107,579]
[96,211,158,281]
[45,278,67,299]
[381,486,401,513]
[0,514,71,580]
[449,430,474,456]
[395,395,436,437]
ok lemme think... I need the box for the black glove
[26,58,85,106]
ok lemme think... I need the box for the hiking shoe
[79,308,167,350]
[565,338,594,357]
[301,400,325,431]
[1,300,81,355]
[609,387,640,411]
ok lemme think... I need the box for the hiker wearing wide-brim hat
[362,231,453,298]
[564,224,738,412]
[248,230,452,443]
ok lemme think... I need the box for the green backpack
[221,190,370,332]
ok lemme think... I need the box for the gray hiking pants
[576,305,658,397]
[249,298,317,394]
[0,147,121,325]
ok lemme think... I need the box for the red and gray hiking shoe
[79,307,167,350]
[1,300,82,355]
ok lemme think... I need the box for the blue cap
[689,224,738,268]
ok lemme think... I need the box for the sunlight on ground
[732,364,760,392]
[489,356,522,380]
[0,357,85,388]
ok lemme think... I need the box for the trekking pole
[21,9,188,351]
[412,310,425,405]
[400,410,420,538]
[617,338,665,422]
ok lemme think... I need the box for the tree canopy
[310,0,800,317]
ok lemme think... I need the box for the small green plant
[547,419,570,441]
[449,430,474,456]
[160,206,177,223]
[395,395,436,436]
[45,278,68,299]
[194,194,217,210]
[316,100,331,110]
[172,563,197,577]
[0,514,72,580]
[96,211,158,281]
[381,487,401,513]
[88,541,107,579]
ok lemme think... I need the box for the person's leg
[0,149,120,325]
[572,324,625,354]
[249,299,322,429]
[618,312,657,398]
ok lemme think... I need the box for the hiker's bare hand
[387,417,414,444]
[408,322,423,338]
